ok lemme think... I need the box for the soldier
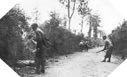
[96,36,113,62]
[30,23,47,74]
[79,40,89,52]
[79,40,85,51]
[84,41,89,51]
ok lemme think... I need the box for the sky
[88,0,124,34]
[0,0,21,19]
[15,0,127,35]
[0,0,127,35]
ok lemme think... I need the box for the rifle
[96,50,103,53]
[96,50,106,53]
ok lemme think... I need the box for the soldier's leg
[40,58,45,73]
[39,47,45,73]
[107,47,113,62]
[35,57,41,74]
[102,56,107,62]
[107,56,111,62]
[102,53,108,62]
[107,52,113,62]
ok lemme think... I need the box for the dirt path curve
[28,47,123,77]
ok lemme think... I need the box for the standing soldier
[96,36,113,62]
[30,23,47,74]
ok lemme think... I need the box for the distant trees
[42,11,83,56]
[59,0,76,30]
[77,0,90,33]
[97,29,105,38]
[88,14,101,38]
[59,0,101,39]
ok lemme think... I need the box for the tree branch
[68,0,70,18]
[70,0,76,19]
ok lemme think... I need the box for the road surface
[23,47,123,77]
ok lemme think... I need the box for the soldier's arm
[102,41,108,51]
[96,41,108,53]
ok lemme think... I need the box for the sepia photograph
[0,0,126,77]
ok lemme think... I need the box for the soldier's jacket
[33,29,47,58]
[34,30,46,48]
[104,38,113,50]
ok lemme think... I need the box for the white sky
[88,0,124,34]
[0,0,127,35]
[0,0,22,18]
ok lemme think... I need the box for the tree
[88,14,93,37]
[59,0,76,30]
[32,8,40,23]
[49,11,61,28]
[97,29,105,38]
[88,14,101,38]
[77,0,90,33]
[109,20,127,56]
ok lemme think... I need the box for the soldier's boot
[102,57,106,62]
[40,65,45,73]
[40,60,45,73]
[107,56,111,62]
[107,59,111,62]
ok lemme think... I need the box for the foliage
[0,5,29,66]
[88,37,104,48]
[77,0,90,33]
[88,14,101,38]
[42,11,84,57]
[40,11,102,57]
[59,0,76,30]
[77,0,90,16]
[109,20,127,56]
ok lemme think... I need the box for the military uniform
[103,38,113,62]
[34,29,47,74]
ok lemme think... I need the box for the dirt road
[26,47,123,77]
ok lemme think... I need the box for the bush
[43,24,83,56]
[84,37,104,48]
[109,20,127,56]
[0,6,29,66]
[40,12,87,56]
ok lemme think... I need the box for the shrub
[109,20,127,56]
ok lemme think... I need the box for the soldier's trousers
[35,48,45,73]
[105,46,113,61]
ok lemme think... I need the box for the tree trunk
[67,0,76,30]
[68,18,71,30]
[81,16,84,33]
[88,25,92,37]
[68,0,70,30]
[93,26,98,39]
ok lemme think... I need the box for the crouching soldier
[96,36,113,62]
[84,41,89,51]
[30,23,48,74]
[79,40,89,52]
[79,40,85,51]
